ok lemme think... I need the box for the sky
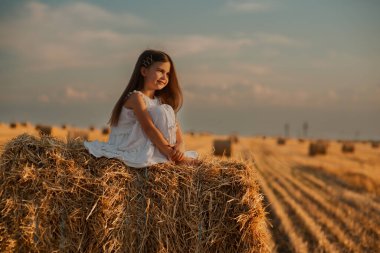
[1,0,379,140]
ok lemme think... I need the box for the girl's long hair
[108,49,183,126]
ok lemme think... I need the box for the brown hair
[108,49,183,126]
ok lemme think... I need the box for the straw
[0,134,269,252]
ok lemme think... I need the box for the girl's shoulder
[128,90,144,97]
[124,90,146,109]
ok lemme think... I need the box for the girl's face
[141,61,171,91]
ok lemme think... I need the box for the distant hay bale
[35,124,52,136]
[213,139,232,157]
[277,137,286,145]
[20,121,30,127]
[342,142,355,153]
[371,141,379,149]
[67,129,89,141]
[309,141,328,156]
[298,138,305,143]
[89,125,95,131]
[61,124,67,129]
[0,134,269,253]
[9,122,18,129]
[102,127,110,135]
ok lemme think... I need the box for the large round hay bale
[371,141,379,149]
[9,122,18,128]
[35,124,52,136]
[20,121,30,127]
[277,137,286,145]
[213,139,232,157]
[0,134,269,252]
[342,142,355,153]
[308,141,328,156]
[67,129,89,141]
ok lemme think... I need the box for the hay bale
[67,129,89,141]
[309,141,328,156]
[0,134,269,253]
[102,127,110,135]
[9,122,18,129]
[342,142,355,153]
[35,124,52,136]
[371,141,379,149]
[213,139,232,157]
[277,137,286,145]
[20,121,31,127]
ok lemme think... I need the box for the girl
[84,49,198,168]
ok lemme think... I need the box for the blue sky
[1,0,379,139]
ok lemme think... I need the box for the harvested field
[1,124,379,252]
[247,138,380,252]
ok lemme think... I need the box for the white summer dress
[84,90,198,168]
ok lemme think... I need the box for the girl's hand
[170,142,185,162]
[163,145,176,161]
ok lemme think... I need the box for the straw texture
[0,134,269,253]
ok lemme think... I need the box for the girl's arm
[171,121,185,161]
[175,121,185,151]
[126,93,174,159]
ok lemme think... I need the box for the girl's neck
[141,89,155,99]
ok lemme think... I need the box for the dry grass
[0,134,269,253]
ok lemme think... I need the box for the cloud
[0,1,148,71]
[0,1,305,72]
[311,50,359,68]
[34,85,109,105]
[256,33,306,47]
[232,62,271,75]
[165,35,254,57]
[37,94,50,103]
[223,0,272,13]
[179,62,272,95]
[192,80,380,111]
[27,1,146,28]
[65,87,88,100]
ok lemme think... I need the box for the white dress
[84,90,198,168]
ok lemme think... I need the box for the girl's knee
[149,105,175,123]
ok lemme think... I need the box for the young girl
[84,49,198,168]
